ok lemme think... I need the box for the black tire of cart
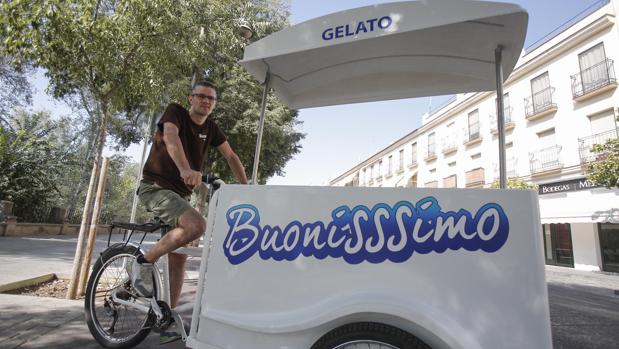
[310,322,432,349]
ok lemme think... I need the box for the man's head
[188,80,218,117]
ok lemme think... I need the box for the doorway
[599,223,619,273]
[543,223,574,267]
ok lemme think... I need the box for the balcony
[571,59,617,101]
[424,150,437,162]
[578,129,619,163]
[463,127,482,147]
[408,160,418,169]
[376,176,383,184]
[524,87,557,121]
[368,179,374,186]
[465,167,485,188]
[529,145,563,175]
[493,157,518,179]
[396,165,405,174]
[442,136,458,154]
[490,106,515,135]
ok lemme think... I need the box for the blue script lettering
[223,197,509,265]
[322,16,393,41]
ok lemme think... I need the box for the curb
[0,273,57,293]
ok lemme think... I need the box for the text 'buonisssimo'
[223,197,509,265]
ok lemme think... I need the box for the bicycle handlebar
[202,175,225,191]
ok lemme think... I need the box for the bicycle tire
[85,244,156,349]
[310,322,432,349]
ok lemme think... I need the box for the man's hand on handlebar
[180,168,203,187]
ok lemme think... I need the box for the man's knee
[178,209,205,240]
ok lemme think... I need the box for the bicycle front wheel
[84,244,156,348]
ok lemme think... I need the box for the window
[579,43,607,92]
[467,109,480,141]
[589,110,616,134]
[411,142,418,164]
[471,153,482,160]
[407,174,417,188]
[387,155,393,175]
[531,72,552,110]
[427,132,436,157]
[377,161,383,179]
[448,161,456,167]
[443,175,457,188]
[429,168,436,173]
[398,149,404,171]
[537,128,556,148]
[494,93,511,124]
[425,181,438,188]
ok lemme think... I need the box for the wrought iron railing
[525,87,556,117]
[529,145,563,174]
[571,59,616,98]
[464,123,482,143]
[442,134,458,152]
[578,128,618,163]
[490,106,514,132]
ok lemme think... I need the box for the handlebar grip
[202,175,225,191]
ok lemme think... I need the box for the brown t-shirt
[142,103,227,197]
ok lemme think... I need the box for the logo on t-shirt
[199,134,207,141]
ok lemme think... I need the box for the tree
[1,0,303,185]
[0,110,79,221]
[490,178,538,190]
[0,48,31,124]
[586,137,619,189]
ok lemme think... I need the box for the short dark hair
[192,80,218,95]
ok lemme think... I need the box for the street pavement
[1,235,618,349]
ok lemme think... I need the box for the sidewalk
[0,235,194,349]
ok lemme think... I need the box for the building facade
[329,0,619,273]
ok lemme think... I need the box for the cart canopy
[240,0,528,109]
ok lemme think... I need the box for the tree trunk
[66,100,110,299]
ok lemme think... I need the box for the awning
[539,190,619,224]
[240,0,528,109]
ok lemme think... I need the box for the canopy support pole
[251,73,271,184]
[495,45,507,189]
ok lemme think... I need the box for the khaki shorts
[137,181,192,227]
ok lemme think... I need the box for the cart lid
[240,0,527,109]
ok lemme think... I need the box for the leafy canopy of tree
[0,110,79,221]
[490,178,538,190]
[1,0,304,185]
[586,135,619,189]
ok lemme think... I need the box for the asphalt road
[548,282,619,349]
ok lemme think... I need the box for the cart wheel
[311,322,431,349]
[85,244,156,348]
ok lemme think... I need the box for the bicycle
[84,175,223,349]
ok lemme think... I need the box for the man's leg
[144,208,205,263]
[168,252,188,308]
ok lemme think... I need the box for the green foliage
[1,0,304,186]
[204,66,304,183]
[101,157,150,224]
[0,110,79,221]
[586,137,619,189]
[0,49,31,123]
[490,178,538,190]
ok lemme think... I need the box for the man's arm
[217,141,249,184]
[162,122,202,186]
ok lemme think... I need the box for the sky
[28,0,603,185]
